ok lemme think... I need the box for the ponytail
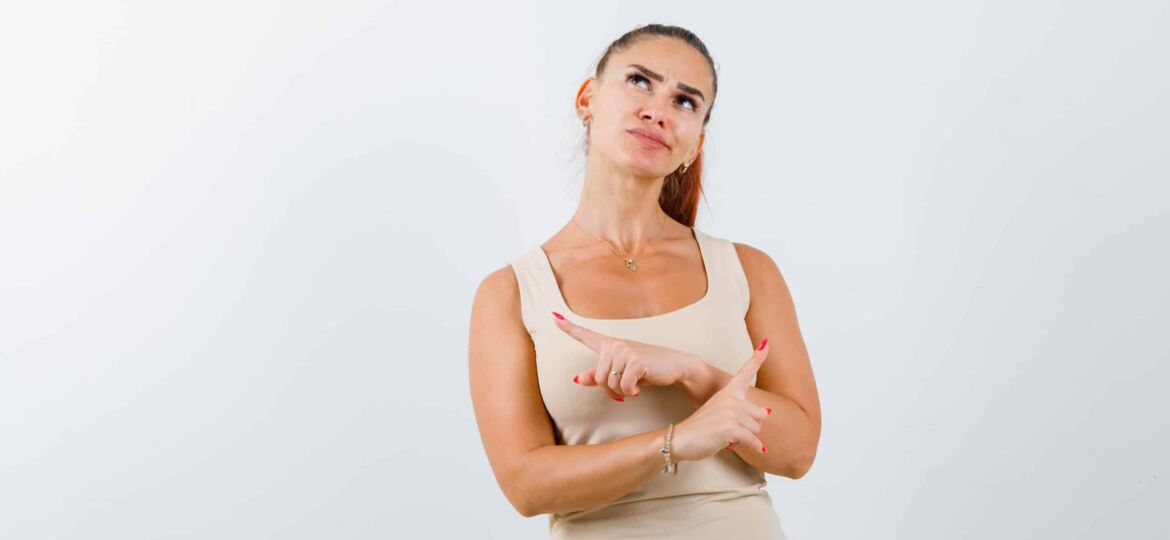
[659,155,705,227]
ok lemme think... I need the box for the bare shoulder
[474,264,523,315]
[731,241,777,271]
[469,263,531,356]
[731,241,793,304]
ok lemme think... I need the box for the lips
[627,127,668,148]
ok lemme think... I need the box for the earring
[681,161,691,173]
[582,116,591,128]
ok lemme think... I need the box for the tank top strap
[508,246,558,336]
[693,227,752,318]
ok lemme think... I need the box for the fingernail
[757,338,768,351]
[552,311,565,320]
[765,407,772,415]
[573,375,579,384]
[612,396,624,402]
[761,446,767,453]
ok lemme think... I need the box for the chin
[609,145,671,177]
[620,158,669,178]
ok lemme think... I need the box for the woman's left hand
[553,311,699,401]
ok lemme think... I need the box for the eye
[626,73,698,112]
[626,73,651,90]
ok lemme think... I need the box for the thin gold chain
[570,212,668,271]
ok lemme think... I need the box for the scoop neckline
[535,226,712,323]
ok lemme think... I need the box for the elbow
[787,464,811,480]
[509,498,538,518]
[500,467,542,518]
[508,491,544,518]
[786,451,817,480]
[785,418,821,480]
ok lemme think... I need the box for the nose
[638,94,672,126]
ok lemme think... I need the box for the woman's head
[576,24,718,226]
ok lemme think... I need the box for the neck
[572,156,672,253]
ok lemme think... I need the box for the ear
[687,130,705,164]
[575,77,596,120]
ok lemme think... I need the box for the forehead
[610,37,713,96]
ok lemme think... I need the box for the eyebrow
[626,63,705,104]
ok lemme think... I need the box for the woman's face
[578,37,713,178]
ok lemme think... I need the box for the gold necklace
[570,212,668,271]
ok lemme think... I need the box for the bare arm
[508,428,670,516]
[676,243,822,479]
[469,266,671,517]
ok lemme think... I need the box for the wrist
[677,355,707,389]
[657,422,680,474]
[665,419,694,463]
[647,426,671,469]
[677,356,721,407]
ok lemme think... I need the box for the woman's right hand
[670,340,773,461]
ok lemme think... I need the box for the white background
[2,1,1167,538]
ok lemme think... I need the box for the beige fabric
[508,227,788,539]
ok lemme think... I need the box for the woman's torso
[508,226,787,539]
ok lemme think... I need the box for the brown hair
[585,23,719,227]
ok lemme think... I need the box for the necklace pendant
[625,259,637,271]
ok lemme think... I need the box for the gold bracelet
[659,423,678,475]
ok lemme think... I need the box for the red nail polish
[573,375,579,384]
[761,446,767,453]
[552,311,565,320]
[765,407,773,415]
[758,338,768,351]
[613,396,624,402]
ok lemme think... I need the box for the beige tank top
[509,227,787,539]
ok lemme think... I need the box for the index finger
[728,338,769,394]
[552,311,609,353]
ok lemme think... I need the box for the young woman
[469,24,821,539]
